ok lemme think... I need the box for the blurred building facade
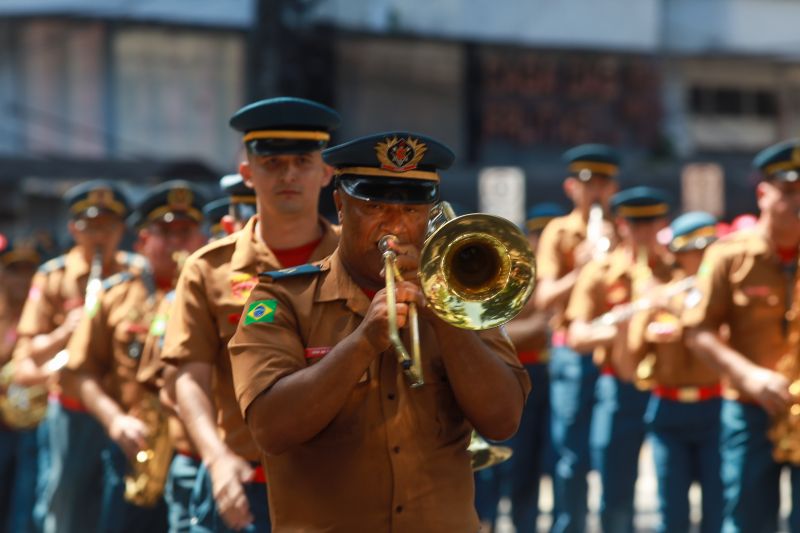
[2,0,800,238]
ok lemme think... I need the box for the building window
[688,87,778,118]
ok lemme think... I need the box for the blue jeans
[5,427,39,533]
[99,442,168,533]
[591,375,649,533]
[166,454,201,533]
[190,463,271,533]
[645,395,722,533]
[37,402,107,533]
[549,347,598,533]
[0,425,19,533]
[720,400,800,533]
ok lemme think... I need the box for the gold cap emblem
[375,136,427,172]
[167,188,193,210]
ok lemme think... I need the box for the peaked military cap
[526,202,566,233]
[611,186,672,221]
[128,180,207,228]
[753,139,800,182]
[563,144,621,182]
[203,197,231,239]
[63,180,129,220]
[0,236,41,267]
[229,97,341,156]
[219,173,256,221]
[669,211,717,252]
[324,131,455,204]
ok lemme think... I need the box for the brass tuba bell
[419,202,536,330]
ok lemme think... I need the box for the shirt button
[393,446,400,454]
[387,392,396,400]
[396,505,403,513]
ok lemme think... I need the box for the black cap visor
[246,138,326,156]
[338,176,439,205]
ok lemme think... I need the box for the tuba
[123,250,186,506]
[0,249,103,429]
[379,202,537,387]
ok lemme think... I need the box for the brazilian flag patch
[244,300,277,325]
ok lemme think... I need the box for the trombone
[379,202,537,387]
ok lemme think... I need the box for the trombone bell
[420,213,536,330]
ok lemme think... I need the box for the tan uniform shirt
[0,297,19,366]
[566,246,673,382]
[645,272,719,389]
[536,210,586,331]
[13,248,139,398]
[137,291,196,455]
[65,272,161,411]
[228,249,530,533]
[162,216,339,462]
[683,229,792,400]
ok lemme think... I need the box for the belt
[175,449,202,462]
[518,349,548,365]
[653,383,722,403]
[551,330,568,348]
[50,392,87,412]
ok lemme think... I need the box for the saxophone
[123,250,187,506]
[0,249,103,429]
[767,272,800,464]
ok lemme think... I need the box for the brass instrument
[123,249,186,505]
[124,391,173,506]
[587,203,611,258]
[469,431,513,472]
[379,202,537,386]
[0,249,103,429]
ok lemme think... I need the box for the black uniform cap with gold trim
[219,173,256,221]
[611,186,672,221]
[0,236,42,267]
[753,138,800,183]
[63,180,130,220]
[563,144,621,182]
[229,97,341,156]
[669,211,717,253]
[203,197,231,238]
[128,180,207,229]
[323,131,455,204]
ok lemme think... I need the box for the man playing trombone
[228,131,531,532]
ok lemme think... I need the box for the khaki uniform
[65,272,161,411]
[683,229,791,401]
[0,297,18,366]
[162,216,338,462]
[13,248,141,398]
[536,210,586,331]
[646,271,719,391]
[228,249,530,533]
[566,246,674,382]
[137,291,196,455]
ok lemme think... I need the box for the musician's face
[675,249,704,275]
[0,261,37,306]
[619,217,669,253]
[334,189,432,286]
[757,180,800,240]
[565,176,617,212]
[137,219,205,283]
[69,212,124,265]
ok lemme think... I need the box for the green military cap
[128,180,207,229]
[611,186,672,221]
[669,211,718,253]
[229,97,341,156]
[0,236,42,267]
[202,197,231,239]
[563,144,621,182]
[63,180,130,220]
[324,131,455,204]
[753,139,800,182]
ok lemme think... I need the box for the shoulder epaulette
[37,254,67,274]
[102,271,135,291]
[261,263,322,280]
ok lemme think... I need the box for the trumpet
[379,202,537,387]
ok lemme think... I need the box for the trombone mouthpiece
[378,235,398,253]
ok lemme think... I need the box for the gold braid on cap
[334,167,439,182]
[616,203,669,218]
[243,130,330,143]
[671,226,717,250]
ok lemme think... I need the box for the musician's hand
[356,282,425,353]
[741,367,793,416]
[644,313,682,343]
[380,240,421,282]
[207,451,254,530]
[58,307,84,337]
[573,240,595,269]
[109,413,149,460]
